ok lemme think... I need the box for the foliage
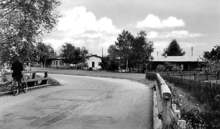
[163,39,185,56]
[156,64,166,72]
[162,74,220,111]
[107,30,154,71]
[36,42,56,66]
[169,81,220,129]
[60,43,88,64]
[114,30,134,69]
[203,46,220,62]
[0,0,60,63]
[131,31,154,68]
[100,56,118,71]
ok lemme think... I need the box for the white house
[86,55,102,70]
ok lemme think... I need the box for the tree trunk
[126,59,129,72]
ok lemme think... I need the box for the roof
[86,55,102,59]
[152,56,204,62]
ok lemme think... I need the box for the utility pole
[102,48,103,58]
[126,59,129,72]
[191,46,194,56]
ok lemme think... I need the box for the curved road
[0,74,152,129]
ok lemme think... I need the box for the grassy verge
[167,82,220,129]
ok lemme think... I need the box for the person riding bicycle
[11,58,24,87]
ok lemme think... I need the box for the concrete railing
[156,73,172,100]
[146,72,186,129]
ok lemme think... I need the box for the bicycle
[11,78,28,96]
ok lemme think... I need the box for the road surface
[0,74,152,129]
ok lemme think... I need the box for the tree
[0,0,60,63]
[114,30,134,70]
[100,56,118,71]
[36,42,56,67]
[203,45,220,71]
[203,46,220,62]
[107,30,154,72]
[80,47,89,63]
[60,43,88,64]
[131,31,153,69]
[163,39,185,56]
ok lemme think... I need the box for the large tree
[60,43,88,64]
[163,39,185,56]
[107,30,154,71]
[131,31,153,67]
[114,30,134,70]
[0,0,60,63]
[36,42,56,67]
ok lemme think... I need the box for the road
[0,74,152,129]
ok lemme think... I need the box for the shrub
[156,64,166,72]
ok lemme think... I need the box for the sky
[43,0,220,58]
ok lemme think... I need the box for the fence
[160,71,220,83]
[162,75,220,110]
[156,72,220,129]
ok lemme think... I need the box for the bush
[156,64,166,72]
[162,75,220,111]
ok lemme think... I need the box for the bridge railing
[146,72,186,129]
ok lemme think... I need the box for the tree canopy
[36,42,56,67]
[107,30,154,71]
[60,43,88,64]
[163,39,185,56]
[0,0,60,63]
[203,46,220,62]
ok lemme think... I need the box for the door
[92,61,95,68]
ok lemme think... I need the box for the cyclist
[11,58,24,90]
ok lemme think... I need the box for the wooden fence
[160,71,220,82]
[162,75,220,110]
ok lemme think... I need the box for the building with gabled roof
[86,54,102,70]
[147,56,206,71]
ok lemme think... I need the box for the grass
[146,72,220,128]
[167,81,220,129]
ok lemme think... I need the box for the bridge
[0,74,153,129]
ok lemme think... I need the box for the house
[48,58,66,68]
[86,55,102,70]
[147,56,206,71]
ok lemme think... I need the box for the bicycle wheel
[11,85,19,96]
[11,81,19,96]
[22,82,28,93]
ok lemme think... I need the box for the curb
[0,84,51,96]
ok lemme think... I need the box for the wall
[86,57,102,70]
[50,60,66,68]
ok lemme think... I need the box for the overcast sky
[43,0,220,57]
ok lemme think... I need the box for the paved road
[0,74,152,129]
